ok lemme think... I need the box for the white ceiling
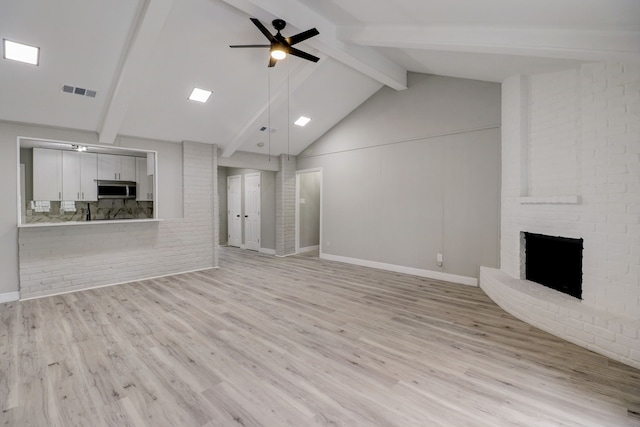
[1,0,638,158]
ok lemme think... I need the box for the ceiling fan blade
[289,47,320,63]
[229,44,271,48]
[286,28,319,46]
[250,18,277,43]
[268,56,277,68]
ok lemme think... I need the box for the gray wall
[0,122,187,296]
[223,168,276,251]
[297,73,501,279]
[299,171,320,249]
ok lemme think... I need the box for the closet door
[243,173,261,251]
[227,175,242,247]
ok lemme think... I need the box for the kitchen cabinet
[62,151,97,201]
[136,157,154,201]
[33,148,62,201]
[98,154,136,181]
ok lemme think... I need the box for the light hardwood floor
[1,247,639,426]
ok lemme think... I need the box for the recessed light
[294,116,311,127]
[188,87,212,103]
[3,39,39,65]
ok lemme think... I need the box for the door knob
[236,215,240,217]
[245,215,248,218]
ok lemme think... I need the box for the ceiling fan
[230,18,320,67]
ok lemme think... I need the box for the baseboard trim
[19,266,216,301]
[259,248,276,255]
[320,253,478,287]
[0,292,20,303]
[298,245,319,254]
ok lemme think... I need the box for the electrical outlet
[437,253,443,267]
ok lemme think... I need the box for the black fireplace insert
[524,232,583,299]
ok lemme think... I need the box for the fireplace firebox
[524,232,583,299]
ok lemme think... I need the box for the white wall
[481,62,640,369]
[297,73,501,283]
[0,121,219,300]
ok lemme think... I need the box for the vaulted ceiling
[1,0,638,158]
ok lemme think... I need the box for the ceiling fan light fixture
[270,48,286,60]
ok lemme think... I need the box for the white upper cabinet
[98,154,136,181]
[81,153,98,201]
[33,148,62,201]
[63,151,98,201]
[62,151,81,200]
[136,157,154,201]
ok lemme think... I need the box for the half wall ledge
[479,266,640,370]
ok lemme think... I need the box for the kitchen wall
[297,73,501,284]
[0,121,218,300]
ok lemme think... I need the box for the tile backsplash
[24,199,154,224]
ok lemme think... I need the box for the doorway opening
[295,168,322,256]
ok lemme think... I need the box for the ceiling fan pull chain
[268,66,271,162]
[287,56,290,161]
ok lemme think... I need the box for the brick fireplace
[480,63,640,369]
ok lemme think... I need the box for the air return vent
[61,84,97,98]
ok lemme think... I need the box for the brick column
[212,145,219,267]
[276,154,296,256]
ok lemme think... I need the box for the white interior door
[244,173,261,251]
[227,175,242,247]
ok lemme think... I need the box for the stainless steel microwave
[97,180,137,199]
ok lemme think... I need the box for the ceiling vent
[61,84,97,98]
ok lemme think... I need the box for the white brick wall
[18,141,219,299]
[276,154,296,256]
[482,63,640,368]
[529,69,580,196]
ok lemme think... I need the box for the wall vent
[61,84,97,98]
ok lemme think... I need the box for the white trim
[0,292,20,303]
[19,266,216,301]
[259,247,276,255]
[520,195,580,205]
[298,245,319,254]
[295,173,300,254]
[321,253,478,287]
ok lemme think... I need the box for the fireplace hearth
[524,232,583,299]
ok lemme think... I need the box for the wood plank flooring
[1,247,639,426]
